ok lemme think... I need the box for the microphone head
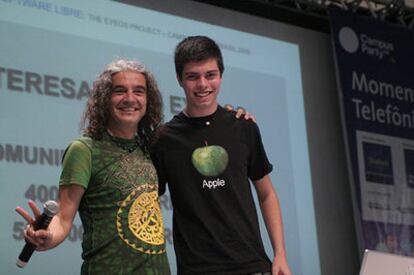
[43,200,60,217]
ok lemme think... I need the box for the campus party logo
[338,26,394,60]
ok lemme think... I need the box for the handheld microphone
[16,200,60,268]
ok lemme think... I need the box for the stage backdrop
[0,0,319,274]
[329,8,414,257]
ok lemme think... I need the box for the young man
[16,59,170,274]
[152,36,291,274]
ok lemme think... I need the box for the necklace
[107,132,141,153]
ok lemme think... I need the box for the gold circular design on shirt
[116,184,165,254]
[128,190,164,245]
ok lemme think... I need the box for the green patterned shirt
[60,134,170,275]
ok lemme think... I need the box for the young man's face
[178,58,222,117]
[107,70,147,136]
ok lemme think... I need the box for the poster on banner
[329,8,414,257]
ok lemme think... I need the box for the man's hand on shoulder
[224,104,256,123]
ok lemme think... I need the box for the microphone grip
[17,214,54,263]
[16,200,59,268]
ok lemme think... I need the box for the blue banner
[329,8,414,256]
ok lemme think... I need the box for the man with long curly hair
[16,59,170,275]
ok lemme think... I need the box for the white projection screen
[0,0,323,274]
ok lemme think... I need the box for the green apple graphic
[192,142,229,177]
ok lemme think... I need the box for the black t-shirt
[152,105,273,274]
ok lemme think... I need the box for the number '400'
[24,184,58,203]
